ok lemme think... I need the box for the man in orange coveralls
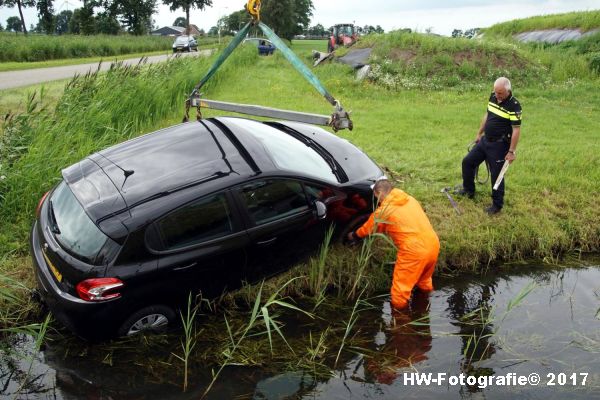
[347,179,440,309]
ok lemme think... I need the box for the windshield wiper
[48,200,61,234]
[268,122,349,182]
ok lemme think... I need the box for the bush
[589,52,600,74]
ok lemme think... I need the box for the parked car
[172,35,198,53]
[243,37,276,55]
[31,117,383,340]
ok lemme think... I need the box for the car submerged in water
[31,117,383,340]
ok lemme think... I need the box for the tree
[173,16,186,27]
[0,22,3,31]
[162,0,212,35]
[96,11,120,34]
[54,9,72,33]
[36,0,55,34]
[6,15,22,32]
[225,9,246,33]
[208,25,217,36]
[375,25,384,34]
[451,29,463,38]
[261,0,313,41]
[307,23,326,37]
[115,0,156,35]
[464,28,480,39]
[69,5,96,34]
[0,0,37,34]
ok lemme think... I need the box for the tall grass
[483,10,600,36]
[173,293,199,392]
[0,33,177,62]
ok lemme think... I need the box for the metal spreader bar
[192,98,332,127]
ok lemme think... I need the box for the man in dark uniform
[460,77,522,215]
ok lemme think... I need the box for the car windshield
[226,119,339,183]
[175,36,190,44]
[50,181,109,262]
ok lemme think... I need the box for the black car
[31,117,383,340]
[243,38,276,55]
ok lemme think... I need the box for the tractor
[328,24,358,53]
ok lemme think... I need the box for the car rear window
[50,181,109,262]
[226,119,338,183]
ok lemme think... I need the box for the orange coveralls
[355,188,440,309]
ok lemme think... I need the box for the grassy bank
[353,30,546,89]
[0,33,216,63]
[1,34,599,331]
[483,10,600,36]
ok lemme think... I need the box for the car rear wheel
[117,305,176,337]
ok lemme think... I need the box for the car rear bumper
[30,221,122,339]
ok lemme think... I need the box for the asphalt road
[0,50,210,90]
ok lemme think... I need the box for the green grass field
[1,29,599,333]
[484,10,600,36]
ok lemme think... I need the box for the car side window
[304,183,336,203]
[241,180,309,225]
[156,193,234,250]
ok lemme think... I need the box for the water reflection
[447,280,498,388]
[2,264,599,399]
[365,291,432,384]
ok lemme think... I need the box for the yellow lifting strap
[246,0,261,22]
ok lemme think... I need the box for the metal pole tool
[493,160,510,191]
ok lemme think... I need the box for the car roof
[93,120,259,206]
[62,119,265,237]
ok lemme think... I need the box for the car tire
[117,305,176,337]
[339,214,370,244]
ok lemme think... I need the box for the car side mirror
[314,201,327,219]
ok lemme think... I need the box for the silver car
[172,35,198,53]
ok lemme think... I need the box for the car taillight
[36,191,50,217]
[76,278,124,302]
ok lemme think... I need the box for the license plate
[43,252,63,283]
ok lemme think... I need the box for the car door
[150,190,249,301]
[233,179,329,282]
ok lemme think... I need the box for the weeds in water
[203,278,313,398]
[460,281,537,370]
[12,313,51,397]
[173,293,199,392]
[335,290,368,367]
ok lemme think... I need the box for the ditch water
[2,262,599,399]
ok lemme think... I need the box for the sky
[1,0,599,35]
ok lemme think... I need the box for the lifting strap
[183,2,352,131]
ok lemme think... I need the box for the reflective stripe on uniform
[487,103,510,119]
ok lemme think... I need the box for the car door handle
[256,237,277,246]
[173,262,197,271]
